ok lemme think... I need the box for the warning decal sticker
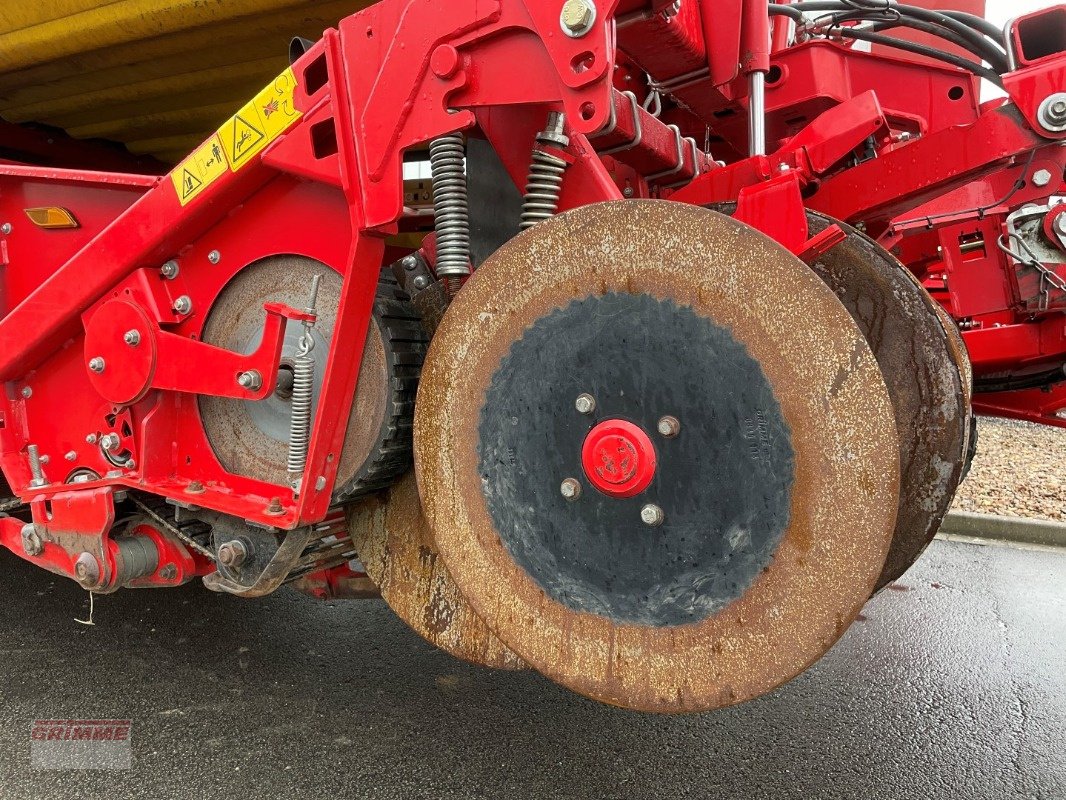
[219,67,302,170]
[170,67,302,205]
[170,133,227,206]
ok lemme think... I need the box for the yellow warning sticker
[170,67,302,205]
[171,134,227,206]
[219,67,302,171]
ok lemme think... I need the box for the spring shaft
[429,133,471,288]
[520,113,570,231]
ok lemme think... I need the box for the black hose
[788,1,1008,70]
[867,16,1009,72]
[834,27,1004,85]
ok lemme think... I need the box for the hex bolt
[207,250,221,265]
[27,445,47,488]
[217,540,249,569]
[74,552,101,587]
[99,433,122,453]
[1033,169,1053,188]
[88,357,106,374]
[640,504,665,527]
[657,415,681,438]
[65,451,77,462]
[561,0,596,36]
[173,295,193,315]
[237,370,263,391]
[160,260,180,279]
[123,329,141,346]
[21,524,43,557]
[20,386,31,399]
[575,393,596,415]
[85,433,98,445]
[560,478,583,501]
[0,222,11,235]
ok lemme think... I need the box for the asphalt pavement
[0,537,1062,799]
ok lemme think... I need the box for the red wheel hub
[581,419,657,498]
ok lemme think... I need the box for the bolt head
[85,433,98,445]
[160,260,180,279]
[123,329,141,346]
[560,478,582,501]
[412,275,431,290]
[100,433,121,453]
[623,186,635,198]
[402,255,419,271]
[640,504,665,527]
[20,386,31,399]
[657,415,681,438]
[88,357,105,374]
[65,451,77,462]
[208,250,221,265]
[561,0,596,36]
[1056,215,1066,236]
[173,295,193,315]
[237,370,263,391]
[575,393,596,415]
[217,540,249,569]
[74,552,101,586]
[21,524,43,557]
[1038,92,1066,132]
[0,223,11,235]
[1033,169,1053,188]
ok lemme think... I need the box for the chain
[129,495,216,561]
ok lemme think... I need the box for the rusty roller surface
[414,200,900,714]
[801,212,970,589]
[347,473,526,671]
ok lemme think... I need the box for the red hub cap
[581,419,657,498]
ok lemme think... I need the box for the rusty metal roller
[414,200,901,713]
[347,473,526,671]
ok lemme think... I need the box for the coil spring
[286,352,315,477]
[520,149,568,231]
[429,133,471,286]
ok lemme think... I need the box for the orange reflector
[24,207,79,229]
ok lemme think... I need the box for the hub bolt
[561,0,596,36]
[173,295,193,315]
[100,433,121,453]
[124,329,141,346]
[237,370,263,391]
[640,504,665,527]
[560,478,583,501]
[217,540,249,569]
[88,357,106,373]
[74,552,101,587]
[208,250,221,265]
[160,260,180,279]
[575,393,596,415]
[657,415,681,438]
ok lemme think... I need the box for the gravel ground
[953,416,1066,522]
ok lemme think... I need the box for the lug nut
[560,478,582,501]
[74,552,101,587]
[217,540,249,569]
[99,433,122,453]
[575,393,596,415]
[237,370,263,391]
[173,295,193,315]
[657,415,681,438]
[123,329,141,346]
[88,357,106,373]
[160,260,180,279]
[561,0,596,36]
[640,504,665,527]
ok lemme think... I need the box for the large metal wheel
[414,201,900,713]
[347,473,525,670]
[802,213,969,589]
